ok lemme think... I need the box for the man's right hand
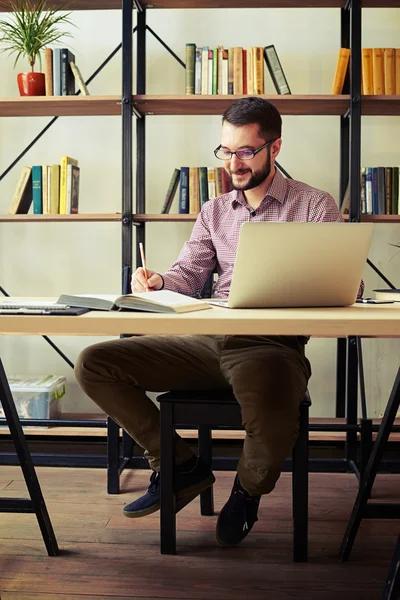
[131,267,163,293]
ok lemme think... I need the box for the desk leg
[382,535,400,600]
[340,366,400,562]
[0,360,59,556]
[160,402,176,554]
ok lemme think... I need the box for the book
[43,48,53,96]
[264,45,290,95]
[361,48,373,95]
[160,168,180,214]
[69,61,90,95]
[57,290,211,314]
[178,166,189,214]
[185,43,196,95]
[59,156,79,214]
[31,165,43,214]
[383,48,395,95]
[61,48,75,95]
[52,48,62,96]
[372,48,384,94]
[189,167,200,214]
[253,46,264,95]
[8,166,32,214]
[374,289,400,302]
[331,47,350,94]
[49,164,60,214]
[66,164,80,214]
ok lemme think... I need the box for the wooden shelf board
[133,214,197,222]
[343,214,400,223]
[362,95,400,116]
[1,0,397,9]
[132,95,350,116]
[1,417,399,443]
[0,0,123,10]
[0,96,121,117]
[0,213,122,222]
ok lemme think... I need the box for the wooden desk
[1,299,400,562]
[0,300,400,337]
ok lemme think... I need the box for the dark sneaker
[123,455,215,518]
[216,474,260,547]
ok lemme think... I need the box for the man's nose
[229,153,242,169]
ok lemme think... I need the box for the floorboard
[0,467,398,600]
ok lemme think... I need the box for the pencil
[139,242,149,291]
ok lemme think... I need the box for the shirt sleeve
[161,206,216,297]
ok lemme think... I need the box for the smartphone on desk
[356,299,395,304]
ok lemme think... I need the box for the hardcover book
[374,289,400,302]
[57,290,211,314]
[69,61,89,95]
[264,45,291,95]
[8,167,32,214]
[331,47,350,95]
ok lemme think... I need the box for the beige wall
[0,7,399,417]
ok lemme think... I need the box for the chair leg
[382,535,400,600]
[292,402,309,562]
[107,417,120,494]
[198,425,214,515]
[160,401,176,555]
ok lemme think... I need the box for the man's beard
[228,150,271,191]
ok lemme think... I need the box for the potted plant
[0,0,74,96]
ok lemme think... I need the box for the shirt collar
[230,168,288,207]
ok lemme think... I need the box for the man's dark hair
[222,96,282,141]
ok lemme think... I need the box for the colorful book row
[332,47,400,95]
[43,48,89,97]
[8,158,80,215]
[160,167,234,215]
[185,44,290,96]
[341,166,400,215]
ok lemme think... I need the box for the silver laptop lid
[228,222,374,308]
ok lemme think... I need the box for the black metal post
[349,0,361,223]
[136,9,146,267]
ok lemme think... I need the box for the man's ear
[271,138,282,158]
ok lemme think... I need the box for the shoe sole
[123,473,216,519]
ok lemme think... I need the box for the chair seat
[158,388,311,408]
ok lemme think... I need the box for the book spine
[42,165,49,214]
[396,49,400,95]
[212,48,218,95]
[253,46,264,95]
[70,61,90,96]
[372,48,384,94]
[178,167,189,214]
[31,165,43,214]
[201,47,208,95]
[246,47,253,94]
[8,167,32,215]
[50,165,60,214]
[52,48,61,96]
[189,167,200,214]
[228,47,234,94]
[59,156,78,214]
[385,167,392,214]
[67,50,76,95]
[185,43,196,95]
[361,48,374,95]
[61,48,68,96]
[233,47,243,95]
[384,48,395,95]
[44,48,53,96]
[221,49,228,95]
[242,49,247,94]
[194,47,202,95]
[207,167,216,199]
[198,167,209,207]
[161,168,180,214]
[391,166,399,215]
[365,167,373,214]
[70,165,80,214]
[264,45,290,95]
[208,49,213,94]
[331,47,350,94]
[217,46,224,94]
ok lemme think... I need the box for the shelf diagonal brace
[146,25,185,68]
[0,286,74,370]
[0,27,137,182]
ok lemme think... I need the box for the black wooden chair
[157,388,311,561]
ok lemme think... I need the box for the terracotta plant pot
[17,72,46,96]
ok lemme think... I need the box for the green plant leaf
[0,0,76,70]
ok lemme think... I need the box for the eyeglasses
[214,138,278,161]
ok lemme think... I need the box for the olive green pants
[75,334,311,496]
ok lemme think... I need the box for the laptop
[210,222,374,308]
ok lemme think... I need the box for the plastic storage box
[0,375,66,427]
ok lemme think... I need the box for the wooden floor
[0,467,399,600]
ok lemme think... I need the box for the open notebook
[57,290,211,314]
